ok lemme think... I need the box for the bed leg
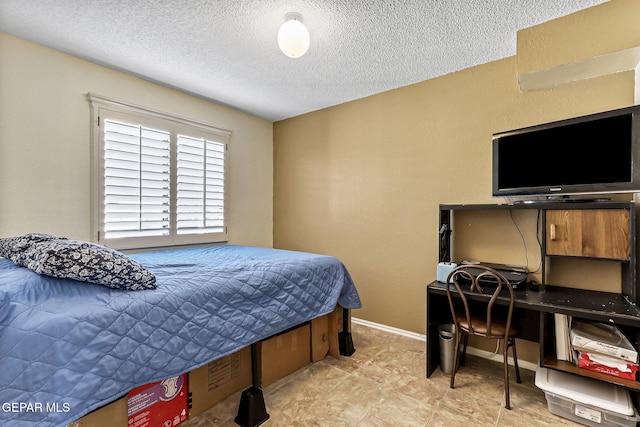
[339,307,356,356]
[234,343,269,427]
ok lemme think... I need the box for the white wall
[0,33,273,247]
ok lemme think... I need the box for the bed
[0,241,361,427]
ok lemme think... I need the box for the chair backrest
[444,265,516,339]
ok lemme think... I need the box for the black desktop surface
[429,281,640,326]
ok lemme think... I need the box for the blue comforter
[0,245,361,426]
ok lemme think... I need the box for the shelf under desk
[426,281,640,389]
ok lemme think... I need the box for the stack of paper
[570,320,639,380]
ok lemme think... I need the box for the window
[103,120,171,240]
[176,135,226,235]
[89,93,230,249]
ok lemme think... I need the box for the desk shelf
[429,201,640,391]
[542,358,640,391]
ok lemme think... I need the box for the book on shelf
[554,313,574,363]
[570,319,638,363]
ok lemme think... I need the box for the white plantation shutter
[177,135,226,234]
[90,93,230,249]
[103,120,171,239]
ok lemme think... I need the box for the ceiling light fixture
[277,12,310,58]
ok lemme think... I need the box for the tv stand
[427,201,640,392]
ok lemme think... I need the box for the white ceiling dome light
[277,12,310,58]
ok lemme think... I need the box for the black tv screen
[492,106,640,198]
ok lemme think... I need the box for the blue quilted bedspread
[0,245,361,426]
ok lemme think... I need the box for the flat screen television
[492,105,640,200]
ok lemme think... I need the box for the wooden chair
[444,264,521,409]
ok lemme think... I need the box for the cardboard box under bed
[67,308,344,427]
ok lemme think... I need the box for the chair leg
[449,328,468,388]
[502,339,511,410]
[460,331,469,366]
[449,328,460,388]
[510,337,521,384]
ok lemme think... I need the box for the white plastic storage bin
[535,367,640,427]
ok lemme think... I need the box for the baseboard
[352,317,427,341]
[352,317,538,372]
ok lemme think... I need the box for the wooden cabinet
[541,204,637,303]
[546,209,630,260]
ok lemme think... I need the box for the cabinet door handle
[550,223,556,241]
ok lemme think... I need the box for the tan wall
[517,0,640,74]
[273,0,638,361]
[0,34,273,247]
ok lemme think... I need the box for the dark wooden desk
[426,281,640,389]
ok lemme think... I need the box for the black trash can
[438,324,456,374]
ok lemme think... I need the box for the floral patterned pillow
[0,233,156,291]
[0,233,57,265]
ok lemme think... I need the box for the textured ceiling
[0,0,608,122]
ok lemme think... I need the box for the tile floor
[182,322,581,426]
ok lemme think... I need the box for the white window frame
[89,93,230,250]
